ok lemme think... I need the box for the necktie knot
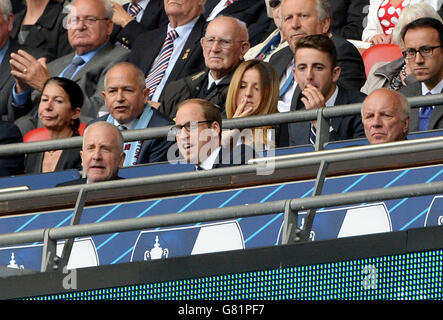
[63,56,85,79]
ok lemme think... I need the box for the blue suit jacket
[0,120,24,177]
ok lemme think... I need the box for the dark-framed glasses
[171,120,214,135]
[403,45,442,59]
[67,16,109,27]
[269,0,281,8]
[201,37,245,49]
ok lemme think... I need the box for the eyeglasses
[67,16,109,27]
[201,37,246,49]
[171,120,214,135]
[269,0,281,8]
[403,45,442,59]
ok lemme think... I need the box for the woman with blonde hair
[223,59,279,151]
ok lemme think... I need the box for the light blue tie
[279,72,294,98]
[62,56,85,79]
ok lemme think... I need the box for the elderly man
[270,0,366,115]
[278,34,365,147]
[128,0,207,103]
[9,0,130,135]
[158,15,250,119]
[173,98,254,170]
[362,88,410,145]
[0,0,49,121]
[57,121,125,185]
[94,62,174,165]
[399,17,443,131]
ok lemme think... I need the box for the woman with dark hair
[223,59,279,151]
[24,77,84,174]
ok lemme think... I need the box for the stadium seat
[362,44,403,76]
[23,123,87,142]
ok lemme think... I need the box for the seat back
[23,123,87,142]
[362,44,403,76]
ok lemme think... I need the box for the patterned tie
[419,92,434,131]
[309,124,316,145]
[226,0,237,6]
[145,29,179,99]
[128,2,142,17]
[62,56,85,79]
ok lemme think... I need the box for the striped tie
[145,29,179,99]
[309,124,316,145]
[226,0,237,6]
[128,2,142,17]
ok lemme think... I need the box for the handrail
[0,93,441,156]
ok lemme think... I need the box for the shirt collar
[422,78,443,95]
[199,146,221,170]
[325,86,338,107]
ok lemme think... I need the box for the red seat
[362,44,403,76]
[23,123,87,143]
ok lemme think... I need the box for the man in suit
[0,0,49,121]
[9,0,130,135]
[158,15,250,119]
[128,0,207,103]
[57,121,125,185]
[330,0,368,41]
[362,88,410,145]
[399,17,443,131]
[0,120,24,177]
[97,62,174,165]
[204,0,273,46]
[173,98,253,169]
[110,0,168,48]
[270,0,366,114]
[279,34,365,147]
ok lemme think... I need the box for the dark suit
[278,85,366,147]
[128,15,207,95]
[330,0,369,41]
[0,39,49,121]
[111,0,168,49]
[399,82,443,132]
[194,144,255,169]
[11,0,73,59]
[203,0,272,46]
[159,68,235,119]
[56,176,124,187]
[12,42,131,135]
[0,120,24,177]
[91,107,175,164]
[269,35,367,92]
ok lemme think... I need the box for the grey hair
[104,62,146,91]
[208,15,249,41]
[361,88,411,121]
[0,0,12,18]
[83,121,124,153]
[279,0,331,23]
[69,0,114,19]
[392,3,443,46]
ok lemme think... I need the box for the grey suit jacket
[399,82,443,132]
[12,42,131,134]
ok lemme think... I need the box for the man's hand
[111,1,134,28]
[300,84,326,128]
[10,50,50,93]
[368,33,393,45]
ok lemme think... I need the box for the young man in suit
[361,88,410,145]
[173,98,253,170]
[57,121,125,185]
[399,17,443,131]
[158,15,251,119]
[97,62,174,165]
[278,34,366,147]
[9,0,130,135]
[128,0,207,103]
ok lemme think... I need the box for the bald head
[361,89,410,144]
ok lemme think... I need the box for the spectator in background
[223,60,279,151]
[10,0,72,60]
[362,0,442,44]
[0,120,24,176]
[399,17,443,131]
[129,0,207,103]
[361,88,410,144]
[24,77,83,174]
[361,3,442,94]
[244,0,288,62]
[330,0,369,40]
[9,0,130,135]
[0,0,49,122]
[110,0,168,49]
[57,121,125,185]
[158,15,250,119]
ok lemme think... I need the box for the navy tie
[309,124,316,145]
[419,92,433,131]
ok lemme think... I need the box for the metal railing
[0,93,441,156]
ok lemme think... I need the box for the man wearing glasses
[158,15,250,119]
[173,98,253,170]
[9,0,130,135]
[399,17,443,132]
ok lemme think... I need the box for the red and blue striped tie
[145,29,179,99]
[128,2,142,17]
